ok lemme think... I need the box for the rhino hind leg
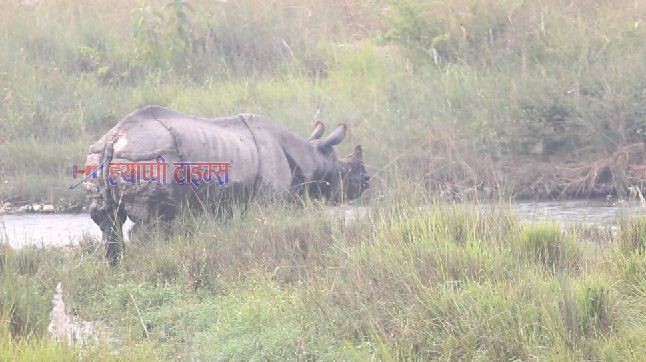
[123,198,178,242]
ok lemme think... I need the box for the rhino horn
[308,121,325,140]
[319,124,347,150]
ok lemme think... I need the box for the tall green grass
[0,0,644,202]
[618,216,646,254]
[1,192,644,359]
[0,0,644,358]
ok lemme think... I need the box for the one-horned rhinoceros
[84,105,370,263]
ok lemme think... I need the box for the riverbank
[4,198,646,250]
[1,152,644,214]
[1,198,645,359]
[0,202,82,215]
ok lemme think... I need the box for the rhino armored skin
[85,105,370,263]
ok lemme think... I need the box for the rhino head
[307,122,371,202]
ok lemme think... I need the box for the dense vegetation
[0,0,645,360]
[2,197,646,360]
[0,0,644,203]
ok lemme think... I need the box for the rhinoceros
[84,105,370,263]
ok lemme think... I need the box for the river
[1,199,644,248]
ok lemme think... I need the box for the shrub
[518,222,582,271]
[618,216,646,254]
[558,278,617,346]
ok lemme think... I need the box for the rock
[42,204,55,213]
[62,203,84,213]
[32,204,43,212]
[18,205,32,213]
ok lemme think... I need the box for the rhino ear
[318,124,347,150]
[308,121,325,140]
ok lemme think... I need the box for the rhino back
[85,106,311,221]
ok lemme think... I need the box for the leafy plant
[131,0,164,65]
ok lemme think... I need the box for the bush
[618,216,646,254]
[384,0,520,65]
[558,278,617,346]
[518,222,582,271]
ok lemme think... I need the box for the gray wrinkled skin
[85,105,370,263]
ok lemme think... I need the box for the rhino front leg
[105,207,127,264]
[90,199,127,265]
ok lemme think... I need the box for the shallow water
[0,213,134,248]
[1,199,644,248]
[512,199,645,225]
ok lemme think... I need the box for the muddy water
[1,200,644,248]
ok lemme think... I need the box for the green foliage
[382,0,646,160]
[518,222,582,271]
[0,0,644,202]
[0,247,59,340]
[0,1,644,356]
[558,278,617,348]
[0,326,79,362]
[0,196,645,359]
[163,0,194,51]
[601,324,646,362]
[131,0,194,68]
[384,0,523,65]
[613,252,646,298]
[192,280,332,360]
[618,216,646,254]
[131,0,165,66]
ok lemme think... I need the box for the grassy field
[1,193,646,360]
[0,0,645,360]
[0,0,644,204]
